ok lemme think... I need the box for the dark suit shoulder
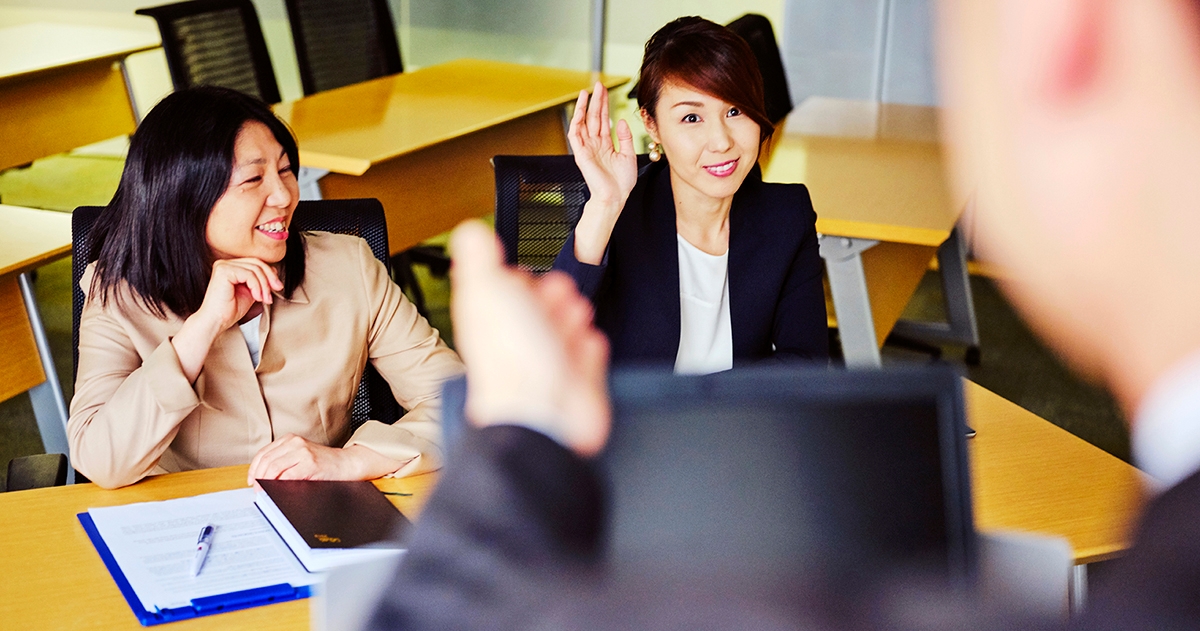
[1078,469,1200,630]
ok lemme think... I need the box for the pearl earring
[648,141,662,162]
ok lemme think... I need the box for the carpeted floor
[0,152,1130,491]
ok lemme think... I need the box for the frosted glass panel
[781,0,882,103]
[781,0,937,106]
[881,0,936,105]
[397,0,592,71]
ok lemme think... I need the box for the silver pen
[190,524,215,577]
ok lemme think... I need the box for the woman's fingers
[586,82,605,138]
[616,119,635,156]
[570,89,587,133]
[600,85,613,149]
[247,434,305,483]
[215,258,281,304]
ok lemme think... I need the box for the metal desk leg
[1070,564,1088,615]
[891,224,982,360]
[119,58,141,126]
[17,272,73,484]
[820,235,882,368]
[298,167,329,201]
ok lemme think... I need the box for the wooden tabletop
[0,466,436,630]
[0,22,158,84]
[274,59,628,176]
[763,97,962,246]
[0,204,72,279]
[0,383,1147,627]
[967,380,1147,563]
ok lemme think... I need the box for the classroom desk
[967,381,1147,565]
[0,382,1144,629]
[0,205,73,463]
[0,22,158,172]
[0,465,435,630]
[273,59,628,255]
[763,97,967,367]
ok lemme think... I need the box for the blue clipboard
[78,513,311,626]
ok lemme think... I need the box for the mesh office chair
[5,454,68,491]
[627,14,794,125]
[493,154,650,274]
[136,0,281,103]
[72,199,403,432]
[285,0,403,96]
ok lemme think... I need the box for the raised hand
[568,82,638,207]
[568,82,638,265]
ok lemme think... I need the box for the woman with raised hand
[69,86,463,489]
[554,16,828,374]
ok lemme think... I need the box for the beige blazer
[69,232,464,488]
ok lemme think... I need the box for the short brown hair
[637,16,773,142]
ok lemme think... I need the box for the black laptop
[441,364,976,587]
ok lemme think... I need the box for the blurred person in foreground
[370,0,1200,628]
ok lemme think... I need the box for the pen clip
[197,525,214,544]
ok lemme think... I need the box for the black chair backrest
[493,154,650,274]
[136,0,281,104]
[285,0,403,96]
[725,13,793,125]
[72,198,401,430]
[626,14,793,125]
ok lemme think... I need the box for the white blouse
[239,314,263,368]
[674,234,733,375]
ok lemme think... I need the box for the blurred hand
[568,82,638,209]
[247,434,403,486]
[449,221,611,457]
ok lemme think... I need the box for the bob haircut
[637,16,773,143]
[90,86,304,319]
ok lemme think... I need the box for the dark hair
[91,86,305,318]
[637,16,773,142]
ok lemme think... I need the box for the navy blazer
[553,160,828,366]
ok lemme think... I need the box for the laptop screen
[600,365,975,586]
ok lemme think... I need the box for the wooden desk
[0,383,1144,628]
[0,22,158,172]
[967,381,1147,564]
[763,97,966,366]
[0,204,73,460]
[274,59,628,254]
[0,466,436,630]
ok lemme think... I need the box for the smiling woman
[553,16,828,373]
[71,87,463,489]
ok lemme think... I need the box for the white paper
[86,488,317,612]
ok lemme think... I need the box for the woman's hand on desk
[246,434,403,485]
[171,259,282,382]
[568,82,637,265]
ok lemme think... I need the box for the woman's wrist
[171,311,226,382]
[342,443,405,479]
[572,199,623,265]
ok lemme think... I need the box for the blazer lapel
[727,165,764,360]
[641,166,682,361]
